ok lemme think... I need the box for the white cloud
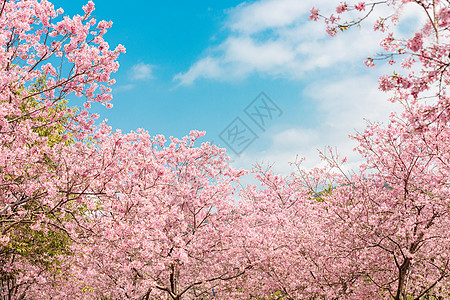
[174,0,388,85]
[226,0,310,34]
[229,73,403,176]
[224,37,296,71]
[130,63,154,80]
[173,57,223,86]
[113,83,135,93]
[173,0,426,86]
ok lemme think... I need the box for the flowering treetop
[311,0,450,127]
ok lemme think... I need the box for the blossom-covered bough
[216,0,450,299]
[49,130,251,299]
[268,1,450,299]
[227,2,450,298]
[0,0,125,297]
[311,0,450,119]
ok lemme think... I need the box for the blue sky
[53,0,421,174]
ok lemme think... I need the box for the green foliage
[308,184,334,202]
[3,223,71,270]
[0,75,77,290]
[17,75,76,148]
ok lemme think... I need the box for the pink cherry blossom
[336,2,349,14]
[355,2,366,11]
[309,7,320,21]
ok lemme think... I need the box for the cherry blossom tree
[209,1,450,299]
[234,1,450,299]
[243,122,449,299]
[0,0,124,297]
[310,0,450,126]
[0,1,253,298]
[31,130,252,300]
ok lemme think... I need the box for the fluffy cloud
[226,0,311,34]
[174,0,426,86]
[130,63,154,80]
[174,0,392,85]
[173,57,223,85]
[230,73,403,176]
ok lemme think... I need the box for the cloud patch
[229,73,403,176]
[174,0,424,85]
[130,63,154,80]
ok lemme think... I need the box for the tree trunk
[395,258,411,300]
[170,264,179,299]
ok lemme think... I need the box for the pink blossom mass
[0,0,449,299]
